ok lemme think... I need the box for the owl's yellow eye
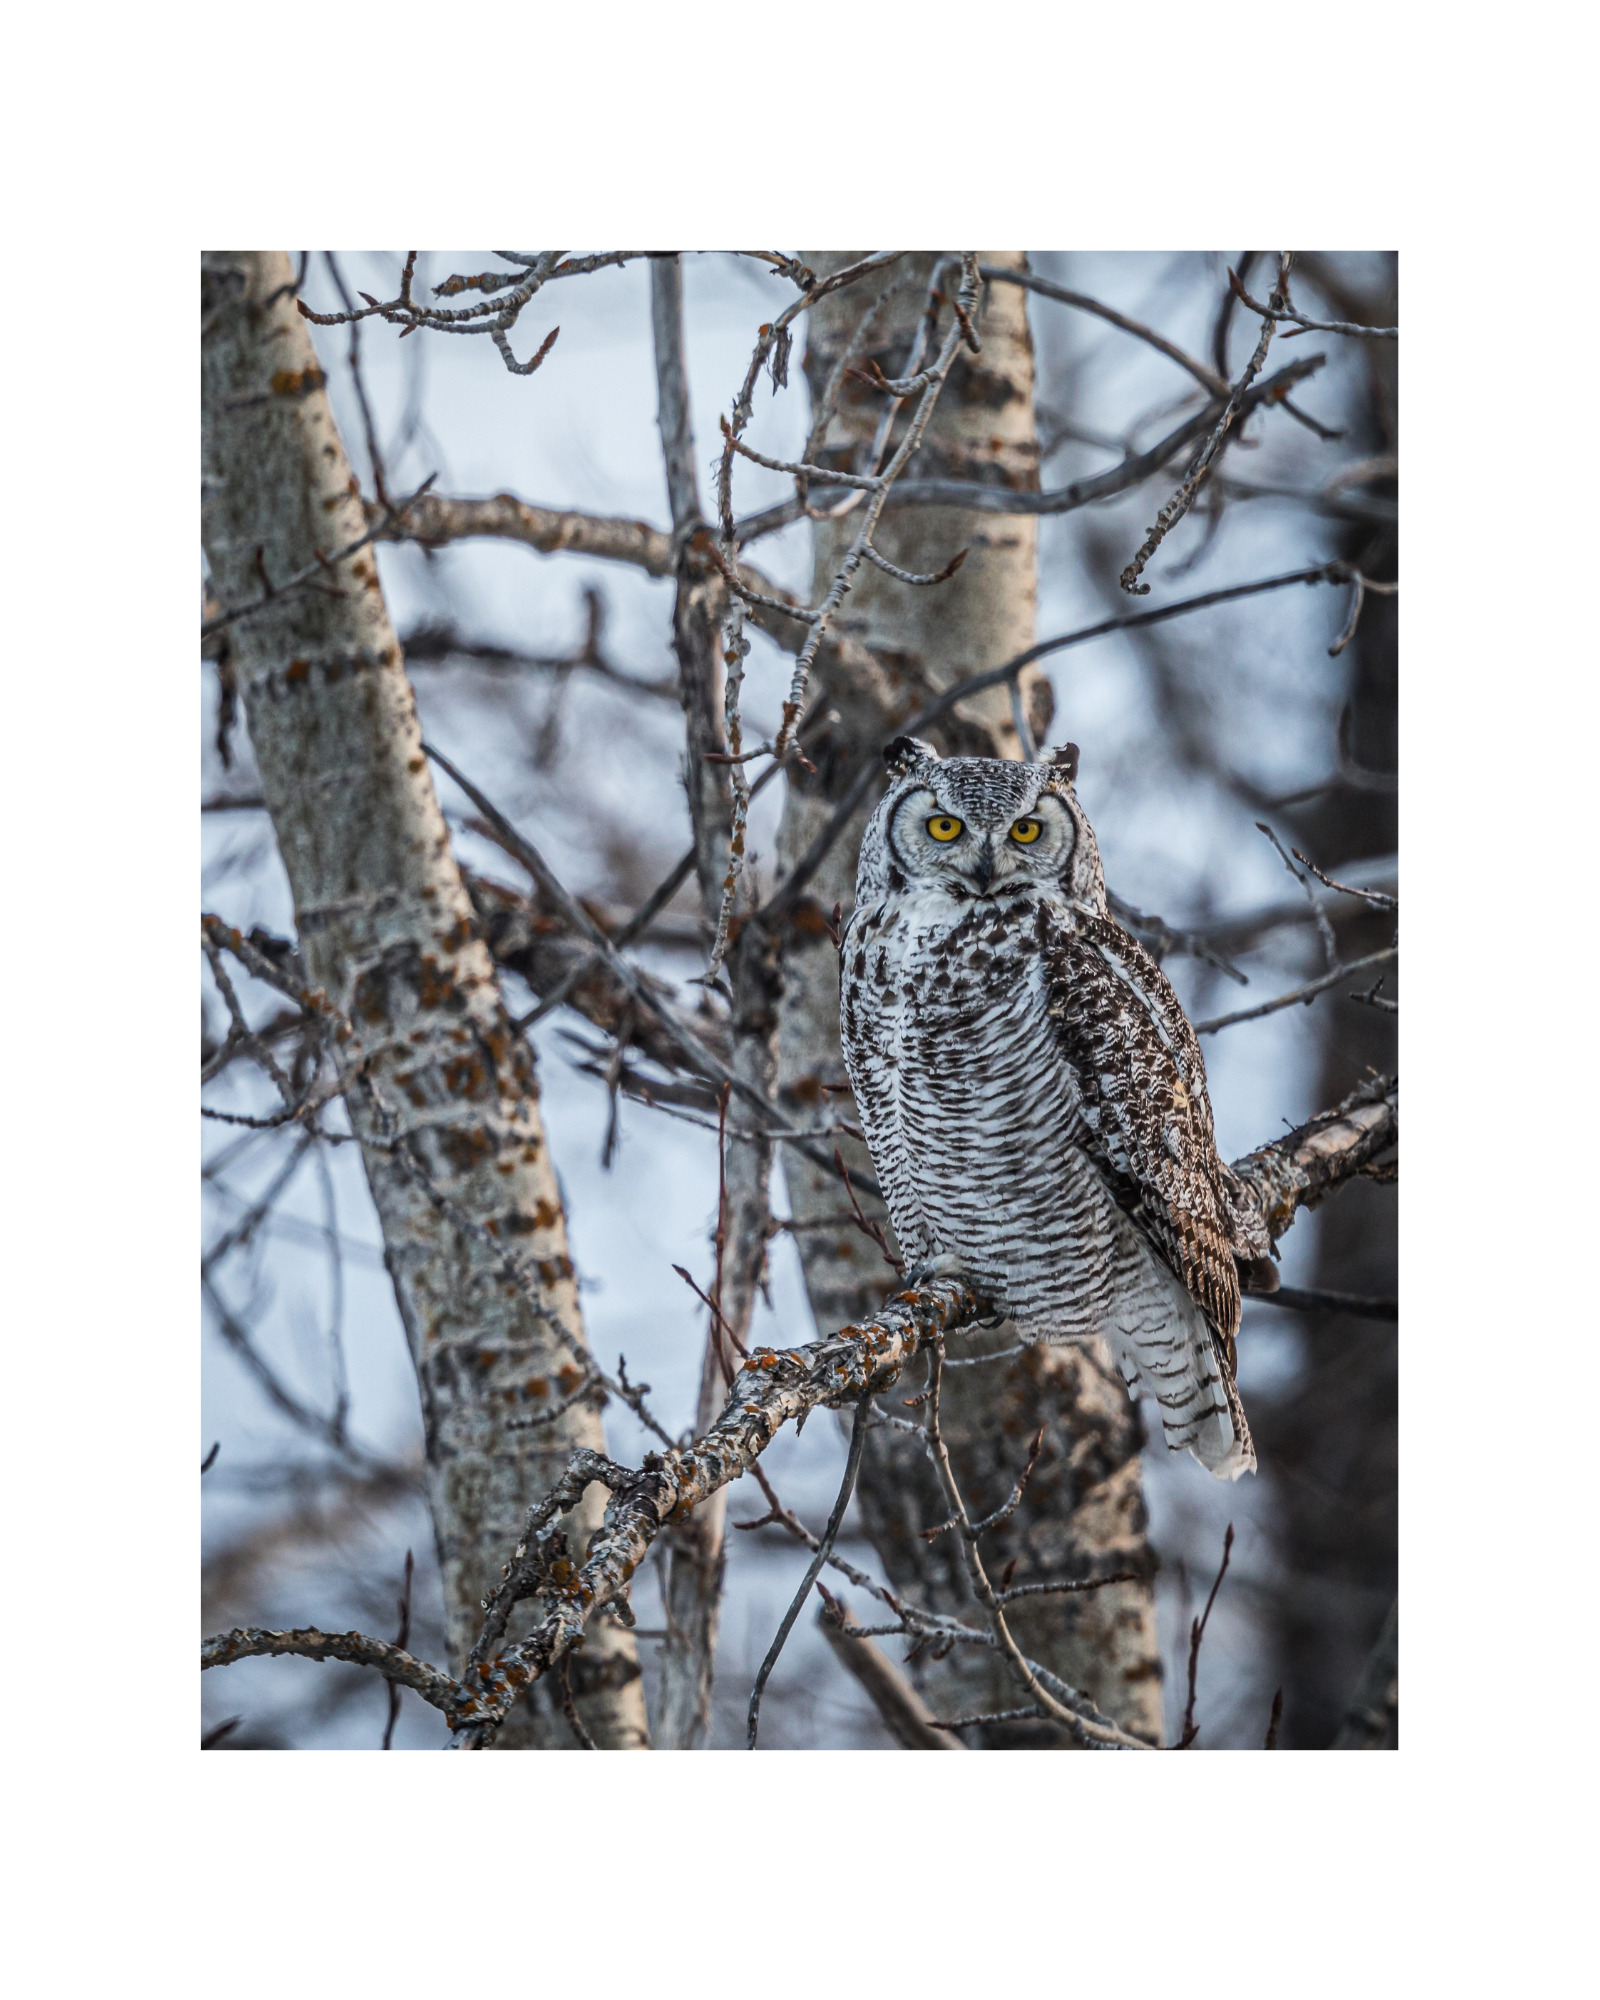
[1010,817,1043,845]
[927,815,964,843]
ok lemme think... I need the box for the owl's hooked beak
[972,837,995,893]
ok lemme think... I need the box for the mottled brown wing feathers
[1039,904,1247,1349]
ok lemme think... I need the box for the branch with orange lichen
[200,1077,1394,1746]
[203,1278,980,1746]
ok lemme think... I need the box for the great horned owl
[838,735,1277,1480]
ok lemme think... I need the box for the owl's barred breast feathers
[840,736,1270,1481]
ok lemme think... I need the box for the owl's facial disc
[889,784,1074,896]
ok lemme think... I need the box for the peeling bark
[200,251,648,1749]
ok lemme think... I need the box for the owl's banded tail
[1190,1347,1255,1482]
[1110,1312,1256,1482]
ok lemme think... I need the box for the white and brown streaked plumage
[839,736,1277,1480]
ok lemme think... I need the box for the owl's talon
[905,1253,968,1289]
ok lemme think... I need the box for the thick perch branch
[446,1278,979,1742]
[204,1279,977,1740]
[1232,1074,1397,1239]
[202,1078,1395,1743]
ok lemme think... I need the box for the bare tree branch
[816,1598,965,1750]
[977,262,1229,395]
[1229,266,1397,340]
[1231,1074,1397,1241]
[1194,946,1397,1034]
[840,354,1324,516]
[202,1064,1396,1744]
[1120,254,1294,595]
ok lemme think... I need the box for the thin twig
[1350,974,1398,1014]
[860,542,969,588]
[381,1550,414,1749]
[1229,267,1396,340]
[1120,255,1295,595]
[1251,1286,1397,1322]
[746,1394,872,1748]
[928,1705,1047,1732]
[1194,947,1397,1034]
[1328,567,1398,655]
[1177,1523,1234,1748]
[815,1593,965,1750]
[1292,846,1398,910]
[672,1262,750,1373]
[978,263,1229,395]
[920,1344,1148,1750]
[324,251,391,505]
[833,1146,904,1273]
[557,1657,597,1749]
[1257,822,1339,972]
[996,1571,1139,1605]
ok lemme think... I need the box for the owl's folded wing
[1040,907,1270,1351]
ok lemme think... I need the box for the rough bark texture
[775,253,1164,1745]
[200,251,648,1750]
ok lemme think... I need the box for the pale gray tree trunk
[200,251,648,1750]
[649,257,781,1747]
[776,254,1164,1744]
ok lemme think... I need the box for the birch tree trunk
[776,253,1164,1744]
[200,251,648,1750]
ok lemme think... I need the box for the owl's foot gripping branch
[201,1076,1395,1748]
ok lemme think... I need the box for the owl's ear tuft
[1044,743,1080,783]
[882,735,939,778]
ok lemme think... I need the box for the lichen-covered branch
[448,1277,979,1743]
[201,1072,1395,1745]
